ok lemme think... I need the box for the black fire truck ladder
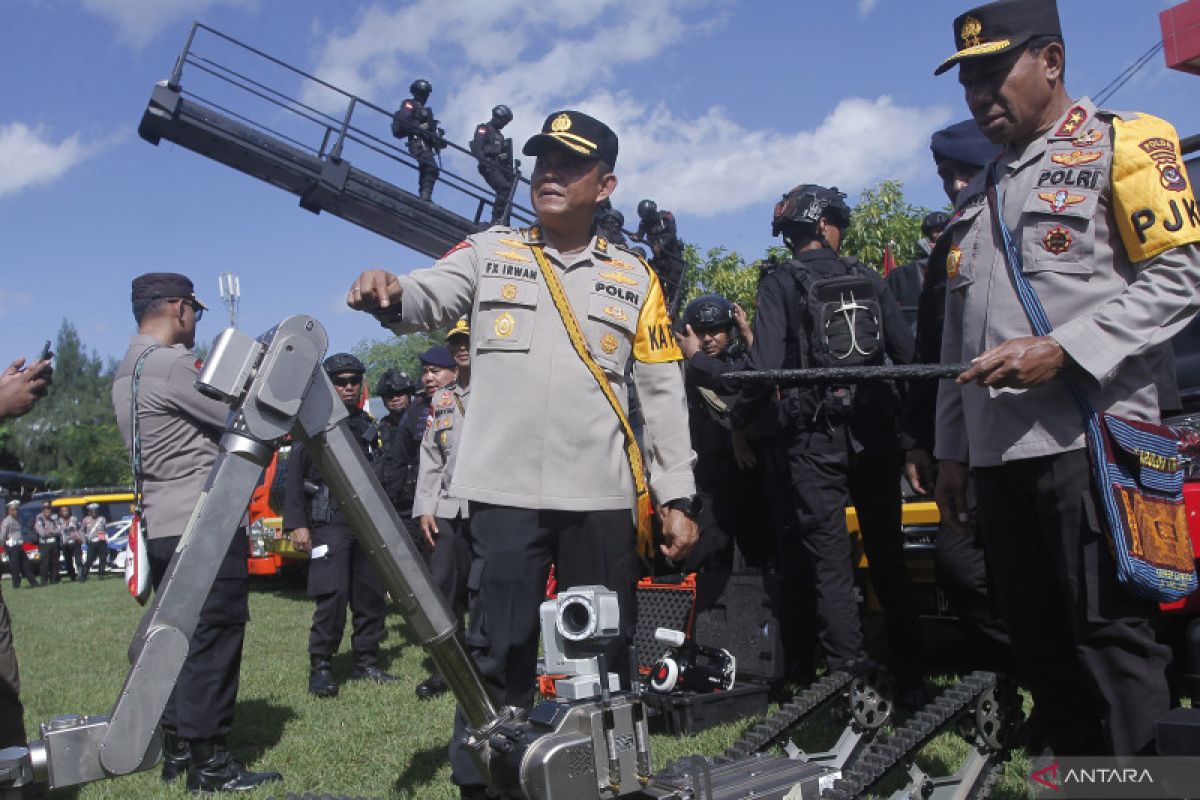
[138,23,534,259]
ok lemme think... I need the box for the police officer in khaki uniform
[58,505,82,580]
[79,502,109,581]
[284,353,397,698]
[112,273,280,790]
[933,0,1200,755]
[349,109,698,798]
[0,350,52,750]
[3,499,37,589]
[412,366,470,700]
[33,500,61,584]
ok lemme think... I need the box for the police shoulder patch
[632,269,682,364]
[1112,113,1200,262]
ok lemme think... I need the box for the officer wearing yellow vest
[932,0,1200,756]
[348,109,697,798]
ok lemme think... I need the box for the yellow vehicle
[846,498,948,618]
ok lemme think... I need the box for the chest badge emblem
[1042,225,1074,255]
[1073,129,1104,148]
[600,270,638,286]
[500,283,518,301]
[494,312,516,339]
[946,246,962,279]
[1038,191,1086,213]
[603,305,629,322]
[600,334,619,354]
[1050,150,1102,167]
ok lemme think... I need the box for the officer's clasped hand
[957,335,1066,389]
[347,270,404,314]
[659,507,699,561]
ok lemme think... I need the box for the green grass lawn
[4,576,1035,799]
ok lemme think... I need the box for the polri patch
[1139,137,1189,192]
[1042,225,1074,255]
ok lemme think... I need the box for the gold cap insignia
[494,312,516,339]
[960,16,983,48]
[600,333,619,354]
[500,283,518,301]
[551,113,572,133]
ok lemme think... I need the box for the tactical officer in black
[633,199,685,311]
[284,353,396,697]
[374,368,417,517]
[469,104,515,224]
[743,184,924,697]
[675,293,774,572]
[886,211,950,330]
[392,79,444,201]
[594,199,628,245]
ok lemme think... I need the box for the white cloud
[78,0,259,47]
[858,0,879,15]
[302,0,946,218]
[0,123,98,198]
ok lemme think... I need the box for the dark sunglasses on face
[331,375,362,387]
[171,297,204,321]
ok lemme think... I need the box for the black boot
[415,673,447,700]
[185,738,281,793]
[349,653,398,683]
[161,729,190,782]
[308,655,338,698]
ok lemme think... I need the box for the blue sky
[2,0,1197,365]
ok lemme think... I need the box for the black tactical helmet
[637,199,658,219]
[491,105,513,126]
[684,294,735,330]
[921,210,951,237]
[323,353,365,376]
[771,184,851,238]
[375,368,415,397]
[410,79,432,99]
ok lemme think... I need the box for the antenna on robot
[218,272,241,329]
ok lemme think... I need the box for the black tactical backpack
[780,257,885,421]
[788,258,884,369]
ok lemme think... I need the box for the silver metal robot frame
[6,315,836,800]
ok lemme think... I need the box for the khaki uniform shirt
[112,335,229,540]
[81,514,107,542]
[414,383,469,520]
[1,517,21,547]
[387,225,696,511]
[33,514,59,543]
[937,99,1200,467]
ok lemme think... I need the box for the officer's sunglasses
[331,375,362,387]
[170,297,204,321]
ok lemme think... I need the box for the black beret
[523,110,618,168]
[322,353,365,375]
[935,0,1062,76]
[418,346,455,369]
[131,272,207,309]
[930,119,998,169]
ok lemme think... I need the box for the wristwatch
[664,495,701,518]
